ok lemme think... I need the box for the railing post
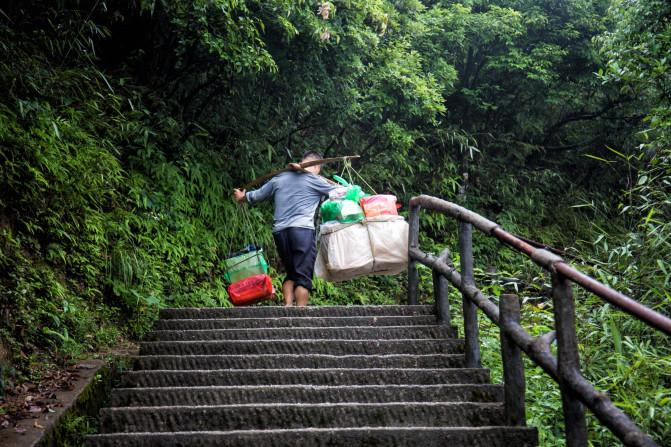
[407,203,421,305]
[459,220,481,368]
[552,272,588,446]
[433,248,451,326]
[500,294,526,426]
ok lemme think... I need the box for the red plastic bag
[360,195,398,218]
[227,274,273,306]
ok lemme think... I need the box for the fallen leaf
[15,426,27,434]
[34,420,44,429]
[29,405,42,413]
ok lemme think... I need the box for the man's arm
[234,179,274,205]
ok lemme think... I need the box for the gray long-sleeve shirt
[246,171,336,233]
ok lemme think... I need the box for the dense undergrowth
[0,0,669,445]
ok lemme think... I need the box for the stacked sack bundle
[315,181,408,282]
[223,245,273,305]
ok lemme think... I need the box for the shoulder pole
[241,155,360,190]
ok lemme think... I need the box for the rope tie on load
[340,159,377,195]
[225,204,263,269]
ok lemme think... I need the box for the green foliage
[0,0,670,444]
[59,414,99,447]
[0,3,269,365]
[595,0,671,317]
[598,0,671,149]
[312,276,400,306]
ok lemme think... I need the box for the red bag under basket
[227,274,273,306]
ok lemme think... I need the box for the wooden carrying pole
[241,155,361,190]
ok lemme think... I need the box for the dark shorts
[273,227,317,291]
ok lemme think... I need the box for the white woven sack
[315,216,408,282]
[316,221,374,281]
[313,247,331,281]
[366,216,409,275]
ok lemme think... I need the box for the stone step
[99,402,505,433]
[86,304,539,447]
[153,315,441,330]
[159,305,435,319]
[120,368,489,388]
[140,338,464,356]
[111,384,503,407]
[132,354,465,370]
[144,325,455,342]
[87,427,538,447]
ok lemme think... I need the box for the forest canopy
[0,0,669,444]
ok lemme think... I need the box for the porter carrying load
[233,153,360,307]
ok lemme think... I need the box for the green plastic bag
[345,185,365,202]
[338,199,365,223]
[332,175,350,186]
[321,200,342,223]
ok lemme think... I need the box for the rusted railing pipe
[408,195,671,337]
[410,248,658,446]
[554,262,671,336]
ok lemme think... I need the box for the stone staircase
[85,305,538,446]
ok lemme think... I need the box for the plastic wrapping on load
[332,175,350,187]
[338,200,365,223]
[227,274,273,306]
[328,187,347,200]
[344,185,365,202]
[360,195,398,218]
[322,180,367,223]
[315,215,408,282]
[223,249,269,283]
[320,200,342,223]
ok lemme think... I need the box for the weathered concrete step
[153,315,441,330]
[132,354,465,370]
[140,338,463,356]
[144,326,455,342]
[159,305,435,319]
[120,368,489,387]
[99,402,505,433]
[111,384,503,407]
[87,427,538,447]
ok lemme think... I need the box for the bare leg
[295,286,310,307]
[282,280,295,307]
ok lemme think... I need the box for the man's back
[246,171,334,232]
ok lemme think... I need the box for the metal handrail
[407,194,667,447]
